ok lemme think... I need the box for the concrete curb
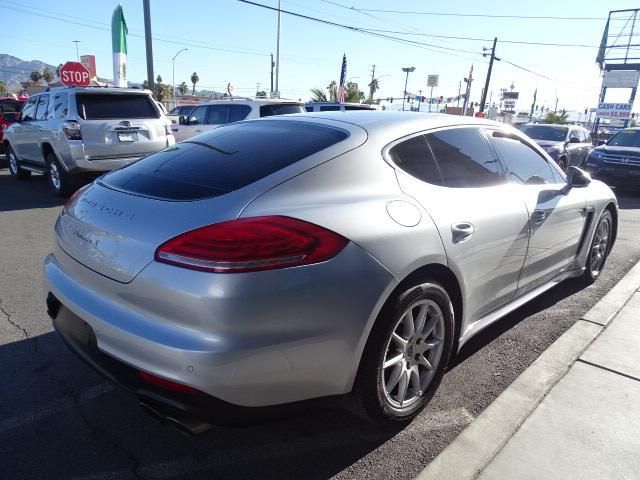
[416,261,640,480]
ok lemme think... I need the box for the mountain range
[0,54,56,90]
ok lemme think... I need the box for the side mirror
[565,166,591,189]
[569,136,580,143]
[597,140,606,146]
[187,116,199,126]
[178,115,186,125]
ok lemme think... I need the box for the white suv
[171,98,305,142]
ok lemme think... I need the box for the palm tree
[327,81,337,102]
[543,111,569,124]
[310,88,328,102]
[42,67,55,84]
[190,72,199,95]
[368,78,379,102]
[30,70,43,84]
[178,81,188,96]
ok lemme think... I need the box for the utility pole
[270,53,275,96]
[462,64,474,116]
[274,0,281,98]
[554,96,559,113]
[143,0,155,94]
[256,82,261,96]
[417,89,423,112]
[480,37,498,114]
[457,81,461,107]
[401,66,415,112]
[369,64,376,102]
[72,40,80,61]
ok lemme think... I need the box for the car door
[12,97,37,158]
[577,129,592,166]
[30,93,50,165]
[203,104,230,131]
[391,127,531,326]
[173,104,208,142]
[488,130,587,295]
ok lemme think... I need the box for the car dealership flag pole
[112,4,128,88]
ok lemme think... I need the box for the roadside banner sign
[59,62,91,87]
[596,102,633,119]
[603,70,640,88]
[427,75,439,87]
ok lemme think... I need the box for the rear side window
[489,132,557,185]
[35,95,49,120]
[425,128,505,187]
[389,135,443,186]
[260,104,305,117]
[344,105,373,111]
[305,106,314,112]
[207,105,229,124]
[52,92,68,119]
[76,94,159,120]
[100,120,349,200]
[229,105,251,122]
[320,105,341,111]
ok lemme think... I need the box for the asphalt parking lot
[1,166,639,480]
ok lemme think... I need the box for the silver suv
[4,86,174,195]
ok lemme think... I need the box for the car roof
[199,98,303,106]
[37,86,153,96]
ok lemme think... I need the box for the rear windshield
[1,100,24,113]
[100,120,349,201]
[260,104,305,117]
[76,94,159,120]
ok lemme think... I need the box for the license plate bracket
[118,132,137,142]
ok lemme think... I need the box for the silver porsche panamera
[44,112,617,431]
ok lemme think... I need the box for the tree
[368,77,379,102]
[56,64,63,79]
[309,81,365,103]
[152,75,171,102]
[30,70,43,84]
[310,88,328,102]
[190,72,199,95]
[543,111,569,124]
[42,67,55,84]
[178,81,188,95]
[256,90,267,97]
[0,80,6,96]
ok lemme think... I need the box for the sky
[2,0,639,116]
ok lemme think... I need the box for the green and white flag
[111,5,128,87]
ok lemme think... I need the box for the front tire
[353,282,454,424]
[581,209,613,283]
[7,144,31,179]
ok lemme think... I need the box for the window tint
[188,106,207,125]
[320,105,341,111]
[52,92,68,119]
[1,100,24,113]
[100,120,349,200]
[490,132,557,185]
[389,135,443,186]
[207,105,229,124]
[305,106,314,112]
[344,105,374,111]
[76,94,159,120]
[21,98,37,121]
[35,95,49,120]
[425,128,505,187]
[260,104,305,117]
[229,105,251,122]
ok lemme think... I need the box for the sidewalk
[417,261,640,480]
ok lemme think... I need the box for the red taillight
[155,216,348,273]
[63,120,82,140]
[63,183,91,213]
[137,371,201,394]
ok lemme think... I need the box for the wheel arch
[605,201,618,251]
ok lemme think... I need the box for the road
[1,166,639,480]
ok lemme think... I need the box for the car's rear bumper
[43,240,396,409]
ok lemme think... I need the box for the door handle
[451,222,475,243]
[531,210,546,225]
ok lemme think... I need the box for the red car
[0,97,26,154]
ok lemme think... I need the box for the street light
[401,67,415,112]
[72,40,80,62]
[172,48,188,107]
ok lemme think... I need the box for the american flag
[337,53,347,103]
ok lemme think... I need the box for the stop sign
[59,62,91,87]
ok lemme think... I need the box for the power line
[237,0,487,62]
[349,7,607,21]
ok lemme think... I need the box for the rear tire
[46,152,77,197]
[353,282,454,424]
[7,144,31,179]
[581,209,613,284]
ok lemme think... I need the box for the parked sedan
[584,127,640,188]
[44,112,617,433]
[520,123,592,171]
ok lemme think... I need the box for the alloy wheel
[381,299,445,409]
[49,161,61,191]
[8,150,18,175]
[590,217,610,276]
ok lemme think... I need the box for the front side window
[35,95,49,121]
[576,129,587,143]
[188,106,207,125]
[389,135,443,186]
[21,98,37,121]
[490,132,557,185]
[425,127,505,188]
